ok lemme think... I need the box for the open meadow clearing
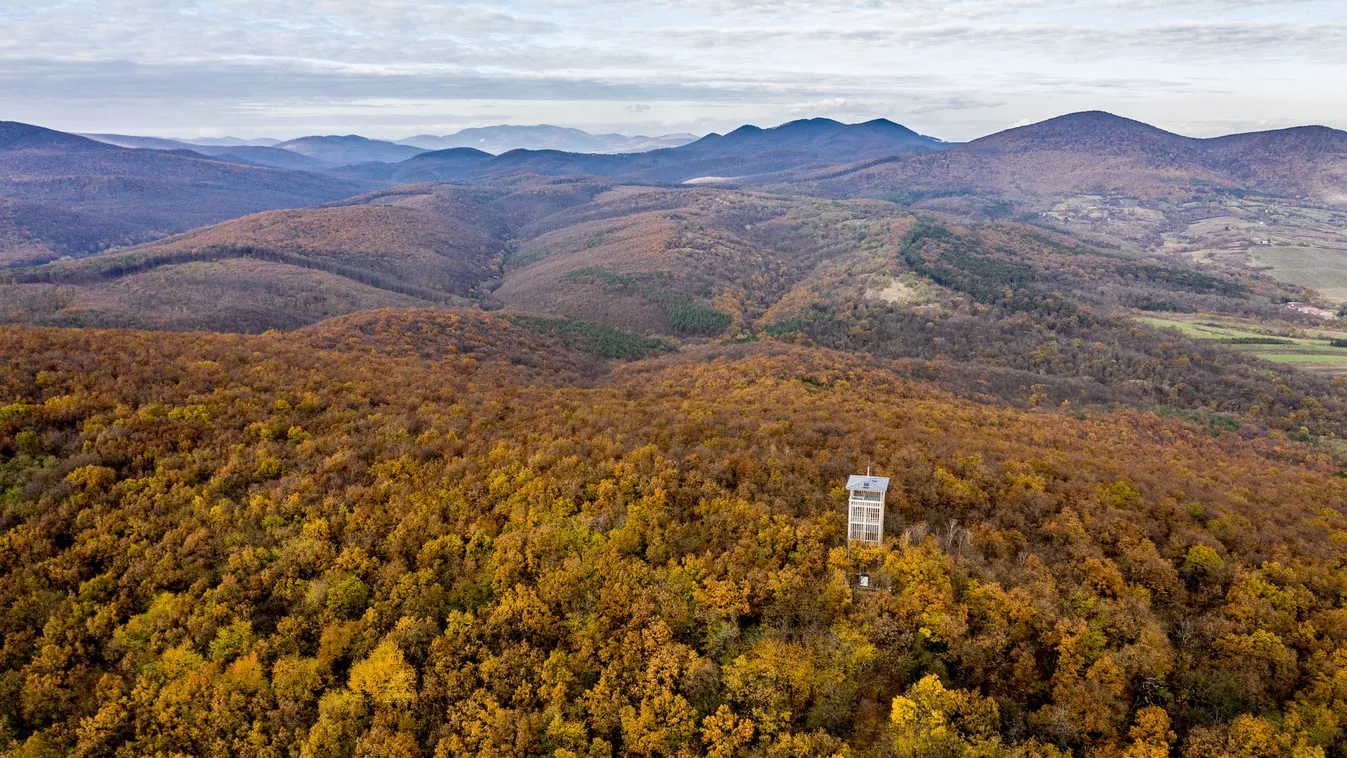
[1137,312,1347,375]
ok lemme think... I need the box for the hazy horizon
[3,0,1344,142]
[54,110,1347,148]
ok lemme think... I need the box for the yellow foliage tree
[890,674,1000,758]
[349,641,417,709]
[1182,713,1325,758]
[1123,706,1174,758]
[701,704,755,758]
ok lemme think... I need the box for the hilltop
[691,117,946,157]
[961,111,1190,156]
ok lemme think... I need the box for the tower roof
[846,475,889,493]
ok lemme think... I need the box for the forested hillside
[10,180,1347,444]
[493,186,1347,441]
[3,312,1347,758]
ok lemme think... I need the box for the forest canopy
[2,311,1347,757]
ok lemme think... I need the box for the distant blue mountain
[375,117,953,184]
[272,135,427,166]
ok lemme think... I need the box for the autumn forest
[0,305,1344,758]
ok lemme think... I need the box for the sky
[0,0,1343,142]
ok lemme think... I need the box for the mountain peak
[777,118,847,130]
[272,134,427,166]
[693,117,944,156]
[1202,123,1347,157]
[1020,110,1175,135]
[965,111,1186,155]
[859,118,919,135]
[278,134,390,147]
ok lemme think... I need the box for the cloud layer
[2,0,1342,140]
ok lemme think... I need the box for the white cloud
[0,0,1343,139]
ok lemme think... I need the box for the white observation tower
[846,471,889,544]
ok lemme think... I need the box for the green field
[1137,313,1347,375]
[1250,246,1347,301]
[1256,353,1347,364]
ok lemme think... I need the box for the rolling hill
[9,174,1345,446]
[765,113,1347,301]
[340,148,495,182]
[0,122,371,266]
[493,187,864,334]
[0,178,616,331]
[0,258,434,332]
[486,183,1347,439]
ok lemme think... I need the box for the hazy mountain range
[8,111,1345,273]
[270,135,427,166]
[397,125,697,154]
[80,133,332,171]
[351,117,954,184]
[81,124,701,167]
[82,132,418,169]
[6,117,955,263]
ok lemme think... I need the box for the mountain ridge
[375,117,954,184]
[780,110,1347,205]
